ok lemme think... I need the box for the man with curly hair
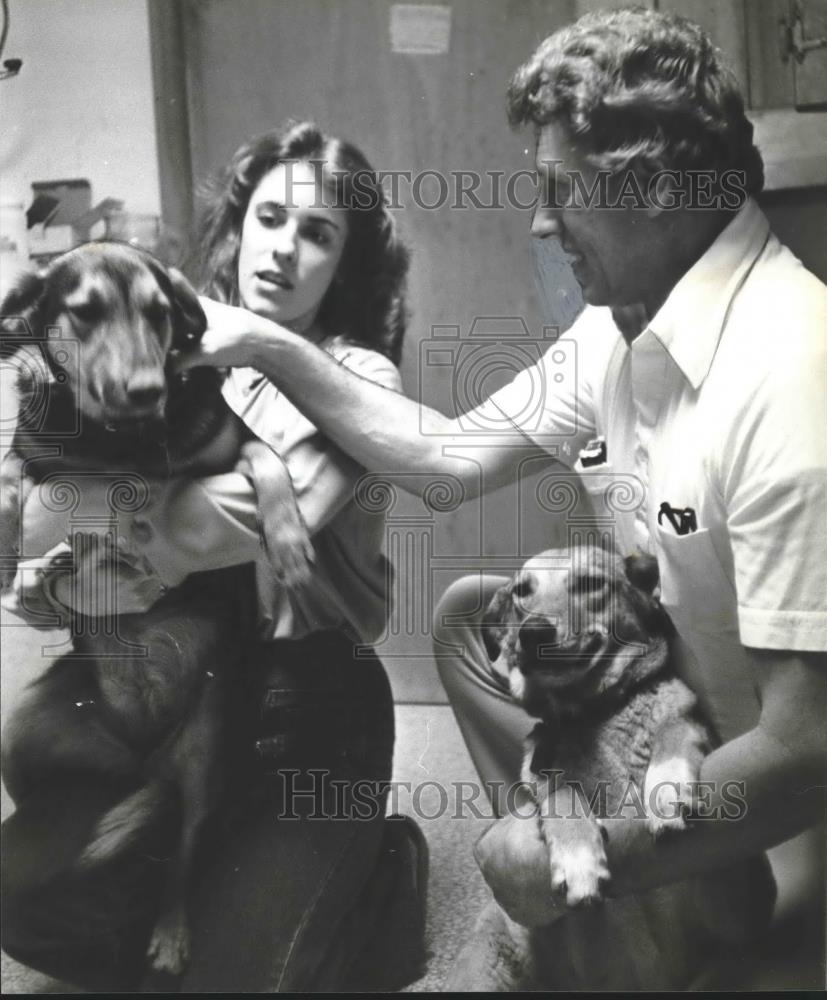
[181,8,826,985]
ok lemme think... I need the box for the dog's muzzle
[518,618,606,677]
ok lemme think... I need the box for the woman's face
[238,160,348,334]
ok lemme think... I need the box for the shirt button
[131,519,154,544]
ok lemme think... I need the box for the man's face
[531,121,658,308]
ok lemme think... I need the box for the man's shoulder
[739,233,827,335]
[708,231,826,391]
[710,234,826,441]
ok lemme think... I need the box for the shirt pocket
[572,454,614,509]
[572,459,645,546]
[655,526,735,633]
[654,526,762,743]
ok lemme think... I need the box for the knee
[1,809,54,962]
[1,881,34,971]
[433,575,483,649]
[1,699,38,802]
[432,574,507,650]
[432,575,508,698]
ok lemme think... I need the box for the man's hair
[193,120,409,364]
[508,8,764,196]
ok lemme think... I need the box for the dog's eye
[512,573,536,598]
[67,302,99,324]
[572,573,604,594]
[145,301,170,326]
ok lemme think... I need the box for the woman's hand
[174,297,276,372]
[473,812,567,928]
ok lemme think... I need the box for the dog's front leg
[538,785,610,907]
[145,670,225,976]
[643,709,710,838]
[237,439,315,588]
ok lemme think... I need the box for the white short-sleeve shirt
[482,199,827,742]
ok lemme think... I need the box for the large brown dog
[0,242,310,974]
[449,543,776,990]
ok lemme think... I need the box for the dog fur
[449,543,776,991]
[0,242,310,975]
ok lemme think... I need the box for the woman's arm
[473,646,826,927]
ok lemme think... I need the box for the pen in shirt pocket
[658,502,698,536]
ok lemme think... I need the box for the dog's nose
[518,614,559,672]
[125,373,165,410]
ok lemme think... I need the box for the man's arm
[475,646,826,927]
[177,299,557,500]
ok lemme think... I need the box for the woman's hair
[507,8,764,198]
[194,120,409,364]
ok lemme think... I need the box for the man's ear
[646,170,683,218]
[624,551,660,596]
[0,270,46,357]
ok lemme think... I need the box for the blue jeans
[2,627,400,992]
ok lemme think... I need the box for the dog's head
[483,544,671,719]
[0,242,206,427]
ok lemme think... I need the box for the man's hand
[174,297,281,372]
[474,812,567,928]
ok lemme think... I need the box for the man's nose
[530,206,562,240]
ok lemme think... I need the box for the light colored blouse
[4,337,402,645]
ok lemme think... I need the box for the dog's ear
[624,551,660,596]
[0,270,46,357]
[481,584,512,661]
[481,620,503,662]
[625,550,674,638]
[165,266,207,350]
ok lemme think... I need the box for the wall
[760,187,827,284]
[0,0,160,266]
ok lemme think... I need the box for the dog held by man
[448,543,776,990]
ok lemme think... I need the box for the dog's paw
[260,516,315,588]
[644,759,695,838]
[544,818,610,907]
[146,908,190,975]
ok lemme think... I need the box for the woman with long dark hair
[2,121,425,992]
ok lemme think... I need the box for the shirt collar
[643,198,771,390]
